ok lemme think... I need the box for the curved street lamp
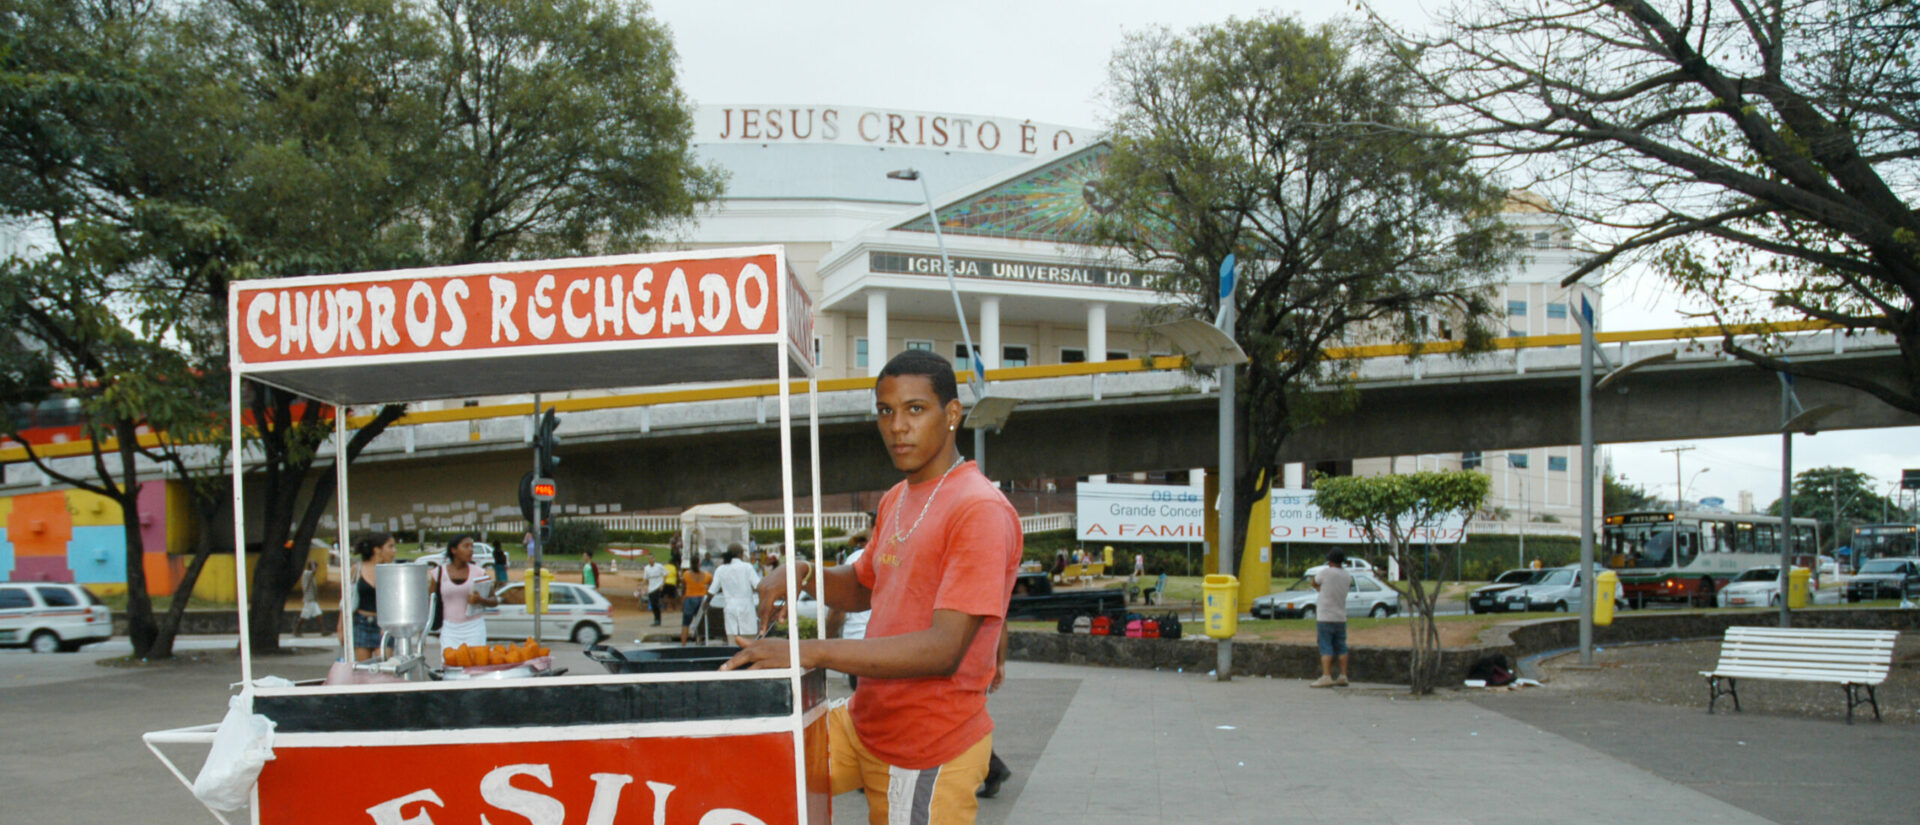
[886,169,1020,472]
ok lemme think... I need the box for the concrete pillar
[980,296,1001,370]
[866,290,888,377]
[1087,302,1108,362]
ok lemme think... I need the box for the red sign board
[257,723,829,825]
[235,253,784,367]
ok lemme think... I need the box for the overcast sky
[651,0,1920,513]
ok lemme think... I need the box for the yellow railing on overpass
[0,318,1848,464]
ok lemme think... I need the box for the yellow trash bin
[1594,570,1618,626]
[528,568,554,614]
[1788,567,1811,608]
[1203,574,1239,639]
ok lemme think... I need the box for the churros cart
[144,247,830,825]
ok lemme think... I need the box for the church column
[980,296,1001,371]
[867,290,888,378]
[1087,302,1108,362]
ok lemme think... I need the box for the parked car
[410,542,500,570]
[474,580,612,646]
[1715,566,1802,608]
[1303,557,1377,578]
[1844,558,1920,602]
[1498,565,1626,613]
[1249,573,1401,620]
[1468,569,1544,614]
[0,582,113,653]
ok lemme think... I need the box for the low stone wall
[1008,608,1920,685]
[113,610,337,637]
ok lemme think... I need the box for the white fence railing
[748,513,872,535]
[1021,513,1075,534]
[1466,520,1584,539]
[475,511,1074,539]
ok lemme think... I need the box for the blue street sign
[1219,254,1236,300]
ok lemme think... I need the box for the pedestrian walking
[296,561,322,637]
[642,555,667,626]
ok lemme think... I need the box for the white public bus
[1602,510,1820,607]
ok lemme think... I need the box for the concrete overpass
[5,323,1913,519]
[291,324,1920,517]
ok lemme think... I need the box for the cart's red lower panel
[258,719,829,825]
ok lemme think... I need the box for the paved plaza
[1,635,1912,825]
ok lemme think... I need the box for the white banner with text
[1075,482,1470,544]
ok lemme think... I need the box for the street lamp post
[886,169,1016,475]
[1147,259,1248,683]
[1779,376,1797,628]
[1775,367,1845,627]
[1683,468,1712,504]
[1497,454,1531,568]
[1517,467,1529,568]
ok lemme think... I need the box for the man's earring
[949,424,957,431]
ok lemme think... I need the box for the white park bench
[1700,626,1899,724]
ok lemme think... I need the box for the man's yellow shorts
[828,701,993,825]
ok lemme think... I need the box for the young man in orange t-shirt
[724,349,1022,825]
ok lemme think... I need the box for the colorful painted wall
[0,482,192,596]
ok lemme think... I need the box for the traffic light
[518,471,538,525]
[535,408,561,477]
[522,408,562,550]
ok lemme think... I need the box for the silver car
[1249,573,1401,620]
[1715,566,1795,608]
[1499,565,1625,613]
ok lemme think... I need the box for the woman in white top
[435,534,497,650]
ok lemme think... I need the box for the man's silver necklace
[892,455,966,547]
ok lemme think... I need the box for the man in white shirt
[642,556,668,627]
[1310,549,1353,687]
[824,531,873,688]
[710,544,762,637]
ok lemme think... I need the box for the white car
[0,582,113,653]
[1249,573,1401,619]
[410,542,500,570]
[1499,565,1626,613]
[1303,557,1376,578]
[470,580,612,646]
[1716,566,1803,608]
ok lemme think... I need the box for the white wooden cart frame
[145,246,830,825]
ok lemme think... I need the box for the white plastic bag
[192,693,277,812]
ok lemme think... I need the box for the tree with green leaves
[196,0,722,652]
[1766,466,1897,547]
[1390,0,1920,414]
[427,0,722,262]
[1096,15,1518,566]
[2,0,721,654]
[0,0,235,658]
[1604,470,1658,514]
[1312,470,1490,693]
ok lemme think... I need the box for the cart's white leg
[141,725,239,825]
